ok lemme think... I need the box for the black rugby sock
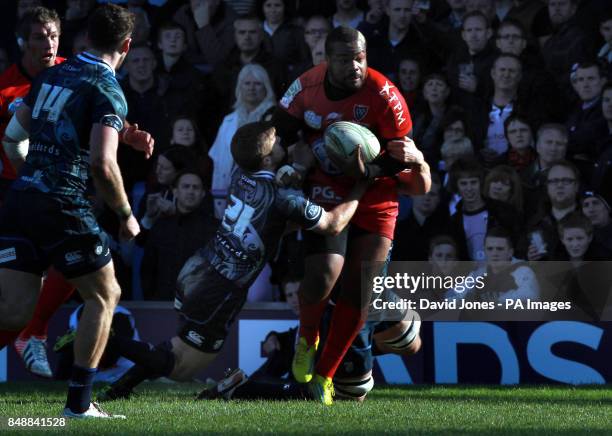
[111,337,176,377]
[65,365,97,413]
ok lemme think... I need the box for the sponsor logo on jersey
[353,105,368,121]
[311,186,342,203]
[186,330,204,346]
[304,110,322,129]
[280,78,302,108]
[8,97,24,115]
[379,80,407,127]
[64,250,83,266]
[0,247,17,264]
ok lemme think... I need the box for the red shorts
[306,169,398,240]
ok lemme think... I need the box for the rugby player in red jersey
[273,25,431,404]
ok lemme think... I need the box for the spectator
[412,73,452,164]
[448,158,519,260]
[168,116,213,190]
[173,0,238,68]
[291,15,331,80]
[540,0,595,100]
[130,5,153,45]
[392,174,451,261]
[71,28,88,55]
[504,0,546,41]
[332,0,364,29]
[591,84,612,195]
[558,212,596,262]
[432,0,466,53]
[581,190,612,258]
[358,0,386,39]
[397,57,423,108]
[465,0,498,30]
[213,15,285,114]
[440,136,474,176]
[504,113,536,172]
[597,13,612,81]
[257,0,306,70]
[209,63,276,218]
[58,0,95,57]
[428,235,459,276]
[141,171,217,300]
[483,164,524,218]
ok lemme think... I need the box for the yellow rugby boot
[291,336,319,383]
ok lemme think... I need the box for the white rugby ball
[324,121,380,166]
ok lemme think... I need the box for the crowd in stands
[1,0,611,304]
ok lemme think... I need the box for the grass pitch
[1,382,611,435]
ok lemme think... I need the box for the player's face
[602,89,612,121]
[582,197,610,227]
[561,228,591,260]
[491,57,521,91]
[413,182,440,216]
[175,174,205,212]
[488,178,511,202]
[159,29,186,56]
[496,24,526,55]
[398,59,420,92]
[172,119,196,147]
[457,177,481,203]
[263,0,284,25]
[548,0,576,26]
[234,20,263,53]
[240,73,267,107]
[536,129,567,165]
[546,165,577,206]
[485,236,513,268]
[304,18,330,50]
[423,78,449,104]
[429,243,457,275]
[572,66,604,102]
[326,42,367,91]
[268,136,286,168]
[387,0,413,31]
[25,21,59,71]
[443,120,465,141]
[156,155,177,186]
[506,119,532,150]
[600,19,612,44]
[283,281,300,315]
[461,16,490,54]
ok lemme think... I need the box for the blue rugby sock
[65,365,97,413]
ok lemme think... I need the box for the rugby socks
[298,298,329,346]
[20,269,75,339]
[111,337,176,378]
[66,364,97,413]
[0,330,19,349]
[315,299,367,379]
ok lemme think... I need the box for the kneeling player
[101,122,370,398]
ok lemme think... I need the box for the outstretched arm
[312,179,370,236]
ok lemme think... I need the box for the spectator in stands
[412,73,452,164]
[566,62,608,164]
[504,114,536,172]
[173,0,237,67]
[541,0,595,100]
[558,212,597,262]
[358,0,386,39]
[291,15,331,80]
[483,165,524,220]
[597,13,612,81]
[581,190,612,258]
[448,158,519,260]
[213,15,285,114]
[392,174,451,261]
[141,171,217,300]
[332,0,364,29]
[440,137,474,176]
[446,11,496,101]
[58,0,95,57]
[591,84,612,195]
[428,235,459,276]
[130,5,153,45]
[523,160,581,260]
[466,0,498,30]
[432,0,466,53]
[397,57,422,108]
[71,28,88,55]
[168,116,213,190]
[257,0,305,71]
[209,63,276,218]
[504,0,546,41]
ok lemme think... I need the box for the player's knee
[375,317,422,356]
[334,372,374,401]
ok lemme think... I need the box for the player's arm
[313,179,370,235]
[89,123,139,239]
[2,103,31,172]
[271,106,313,186]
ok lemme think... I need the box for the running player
[0,4,138,418]
[272,26,431,404]
[99,121,370,400]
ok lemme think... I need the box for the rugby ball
[324,121,380,166]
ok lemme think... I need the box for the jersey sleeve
[91,76,127,132]
[279,77,305,120]
[376,81,412,140]
[275,187,323,230]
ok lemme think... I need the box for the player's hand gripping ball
[324,121,380,170]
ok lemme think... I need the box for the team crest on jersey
[280,78,302,108]
[8,97,24,115]
[353,105,368,121]
[304,110,322,129]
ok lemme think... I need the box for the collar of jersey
[77,52,115,76]
[251,170,274,180]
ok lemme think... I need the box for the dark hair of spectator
[172,168,204,189]
[17,6,61,40]
[461,11,489,30]
[88,4,135,53]
[256,0,295,21]
[428,235,459,257]
[234,13,263,26]
[503,113,533,139]
[485,226,513,245]
[422,72,449,88]
[231,121,276,172]
[440,106,472,141]
[496,18,526,39]
[325,26,366,56]
[537,123,568,142]
[558,211,593,237]
[157,21,186,43]
[546,159,581,182]
[571,61,604,79]
[492,53,522,70]
[448,158,484,194]
[159,146,192,174]
[484,165,524,213]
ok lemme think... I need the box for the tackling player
[99,122,371,400]
[272,26,431,404]
[0,4,139,418]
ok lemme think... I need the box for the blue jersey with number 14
[13,52,127,203]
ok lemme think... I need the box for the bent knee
[334,372,374,401]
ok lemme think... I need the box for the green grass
[1,382,611,435]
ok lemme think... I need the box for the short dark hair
[88,4,135,53]
[325,26,366,56]
[547,159,581,182]
[462,11,489,30]
[496,18,526,39]
[428,235,458,257]
[558,211,593,237]
[448,158,484,194]
[173,169,204,189]
[17,6,61,40]
[231,121,276,172]
[492,53,522,70]
[503,113,532,139]
[157,21,186,43]
[485,226,513,246]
